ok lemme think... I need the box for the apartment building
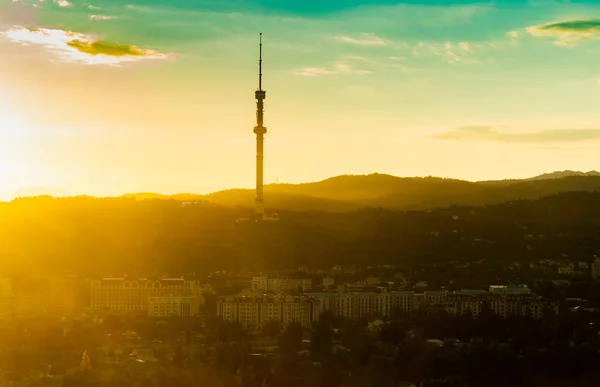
[217,294,320,331]
[148,296,200,317]
[90,277,198,312]
[447,292,557,319]
[308,289,556,320]
[218,287,557,331]
[251,276,312,293]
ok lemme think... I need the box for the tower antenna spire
[258,32,263,91]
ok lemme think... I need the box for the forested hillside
[1,191,599,274]
[119,174,600,211]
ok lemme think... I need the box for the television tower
[253,33,267,219]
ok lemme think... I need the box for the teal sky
[0,0,599,199]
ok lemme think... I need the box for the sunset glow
[1,0,599,199]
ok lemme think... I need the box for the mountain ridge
[122,170,600,211]
[5,171,600,211]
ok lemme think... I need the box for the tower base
[235,212,279,223]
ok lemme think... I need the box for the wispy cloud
[53,0,71,7]
[413,41,487,64]
[2,27,167,66]
[295,61,372,76]
[526,19,600,46]
[432,126,600,143]
[333,33,386,46]
[89,15,115,21]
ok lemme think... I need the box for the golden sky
[1,0,599,200]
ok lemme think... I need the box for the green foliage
[262,320,281,340]
[278,323,303,354]
[0,305,599,387]
[1,191,599,273]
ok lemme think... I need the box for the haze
[1,0,599,201]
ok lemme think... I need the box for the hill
[1,191,599,273]
[186,173,600,211]
[528,170,600,180]
[117,172,600,211]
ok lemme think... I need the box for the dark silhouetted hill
[1,191,599,273]
[527,170,600,180]
[162,173,600,211]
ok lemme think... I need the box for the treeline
[135,175,600,211]
[11,305,598,387]
[0,191,599,274]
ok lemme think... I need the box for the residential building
[558,264,576,275]
[217,294,320,331]
[251,276,312,293]
[148,296,200,317]
[307,288,555,321]
[252,276,268,292]
[489,285,532,295]
[90,277,198,312]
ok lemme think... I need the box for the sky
[0,0,599,199]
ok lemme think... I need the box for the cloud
[295,61,372,76]
[53,0,71,7]
[432,126,600,143]
[2,27,167,65]
[458,41,471,51]
[89,15,115,21]
[87,5,100,10]
[414,41,484,64]
[333,33,385,46]
[526,19,600,46]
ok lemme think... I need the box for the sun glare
[0,94,34,193]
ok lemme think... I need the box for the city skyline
[1,0,599,200]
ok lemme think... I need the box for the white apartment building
[90,277,198,312]
[148,296,200,317]
[251,276,312,293]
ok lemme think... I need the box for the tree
[279,322,303,354]
[262,319,281,339]
[311,315,334,358]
